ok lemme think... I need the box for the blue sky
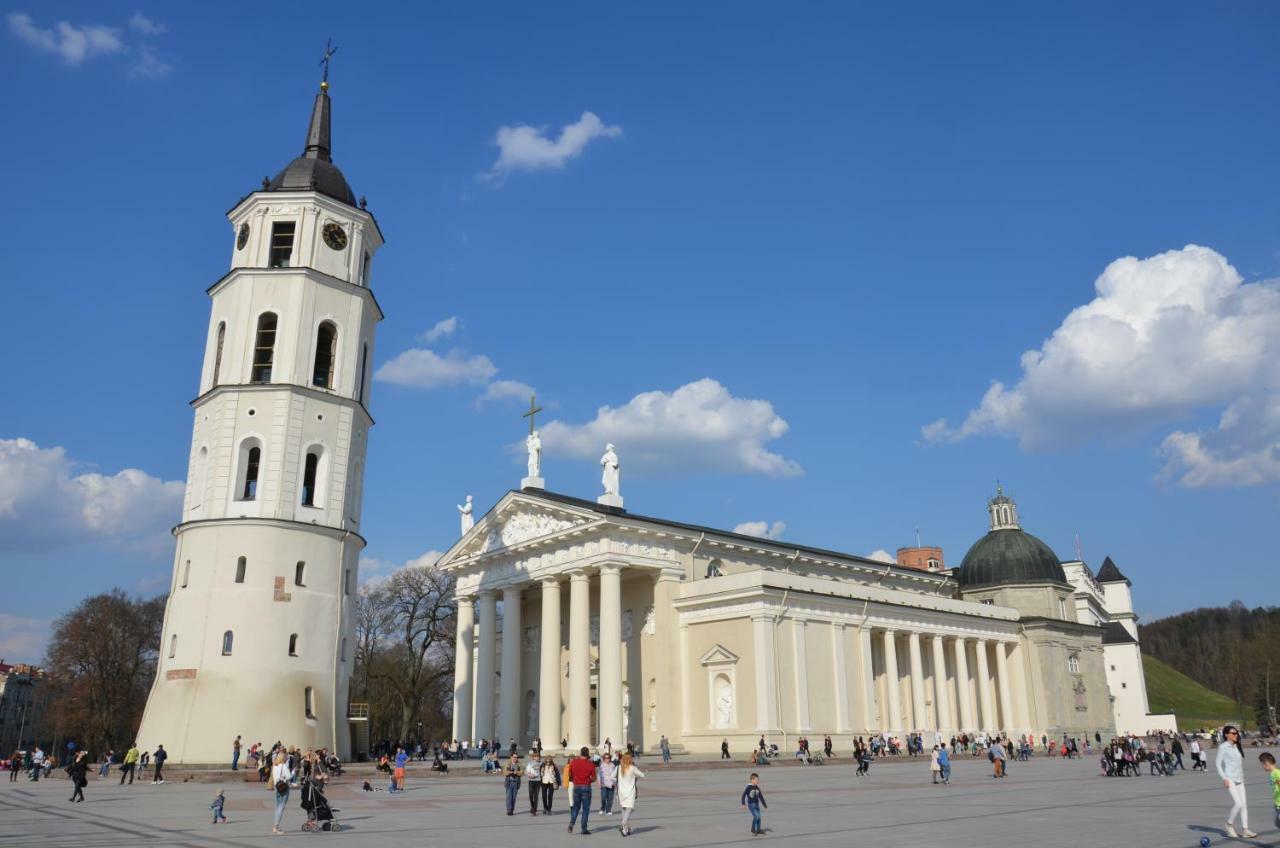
[2,2,1278,662]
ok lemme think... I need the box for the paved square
[2,752,1278,847]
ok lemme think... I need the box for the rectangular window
[242,447,261,500]
[343,568,351,596]
[362,251,371,284]
[181,559,190,588]
[268,221,296,268]
[168,634,177,658]
[301,453,319,507]
[295,561,306,587]
[235,556,247,584]
[304,686,315,719]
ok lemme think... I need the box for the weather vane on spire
[319,38,338,89]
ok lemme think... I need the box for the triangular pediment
[699,644,739,666]
[440,490,600,566]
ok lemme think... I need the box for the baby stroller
[300,776,343,833]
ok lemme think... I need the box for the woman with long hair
[271,751,292,835]
[540,754,560,813]
[615,751,645,836]
[1216,725,1256,838]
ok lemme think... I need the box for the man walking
[232,736,242,771]
[151,745,168,784]
[567,746,597,835]
[660,736,671,765]
[119,743,139,784]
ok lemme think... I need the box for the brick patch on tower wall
[274,576,292,602]
[166,669,197,680]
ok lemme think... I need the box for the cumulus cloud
[733,520,786,540]
[0,438,183,554]
[0,614,52,664]
[487,111,621,178]
[127,11,165,35]
[539,379,801,476]
[866,549,896,564]
[359,549,444,587]
[924,245,1280,488]
[477,380,537,407]
[419,316,459,345]
[7,12,124,64]
[375,348,498,389]
[130,44,171,77]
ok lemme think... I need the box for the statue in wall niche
[716,678,734,728]
[642,606,657,635]
[523,625,540,653]
[622,610,633,640]
[526,429,541,478]
[527,698,539,736]
[590,616,600,645]
[457,495,474,535]
[600,443,620,496]
[1073,677,1088,711]
[622,685,631,738]
[705,558,723,578]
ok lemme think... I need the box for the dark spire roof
[265,81,357,206]
[1096,556,1130,584]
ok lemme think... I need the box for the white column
[474,590,498,743]
[931,635,953,732]
[831,623,850,733]
[953,637,974,731]
[995,640,1015,734]
[452,595,475,742]
[567,570,591,749]
[498,585,523,744]
[752,614,779,732]
[858,627,875,730]
[974,638,995,732]
[678,623,692,733]
[882,630,902,732]
[538,578,562,747]
[597,564,623,748]
[908,631,927,731]
[1010,640,1031,731]
[792,619,811,730]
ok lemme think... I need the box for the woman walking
[540,754,561,814]
[1216,725,1256,838]
[615,752,645,836]
[271,751,292,835]
[67,751,88,802]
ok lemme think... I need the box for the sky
[2,2,1278,663]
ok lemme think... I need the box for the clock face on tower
[236,223,249,250]
[322,221,348,251]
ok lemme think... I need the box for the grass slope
[1143,654,1249,730]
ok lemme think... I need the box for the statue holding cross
[522,394,544,487]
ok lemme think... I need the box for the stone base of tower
[136,520,361,764]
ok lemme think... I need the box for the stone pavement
[2,749,1278,847]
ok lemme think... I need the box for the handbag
[275,778,288,793]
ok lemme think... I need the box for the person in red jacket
[567,747,598,835]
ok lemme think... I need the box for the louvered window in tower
[268,221,296,268]
[251,313,277,383]
[312,322,337,389]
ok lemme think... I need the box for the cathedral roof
[956,527,1069,590]
[1100,621,1137,644]
[1095,556,1130,585]
[265,86,358,207]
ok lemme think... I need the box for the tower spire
[304,40,337,162]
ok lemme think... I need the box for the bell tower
[136,66,383,762]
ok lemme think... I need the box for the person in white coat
[1215,725,1256,838]
[615,752,645,836]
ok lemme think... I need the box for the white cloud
[375,348,498,389]
[866,549,896,564]
[487,111,621,178]
[130,44,170,77]
[733,520,786,540]
[419,317,459,344]
[539,378,802,476]
[127,11,166,35]
[478,379,537,407]
[0,438,184,554]
[7,12,124,65]
[924,245,1280,488]
[359,549,444,587]
[0,614,52,664]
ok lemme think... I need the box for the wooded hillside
[1138,602,1279,726]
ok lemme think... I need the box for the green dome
[957,528,1067,589]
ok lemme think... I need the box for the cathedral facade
[441,485,1167,753]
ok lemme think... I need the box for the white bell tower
[136,70,383,763]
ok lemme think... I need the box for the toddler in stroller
[300,775,342,832]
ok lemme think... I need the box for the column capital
[540,576,561,588]
[598,562,623,576]
[502,584,522,599]
[477,588,497,601]
[567,568,590,583]
[455,593,476,607]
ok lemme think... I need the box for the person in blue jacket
[741,773,768,836]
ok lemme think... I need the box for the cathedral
[440,481,1174,753]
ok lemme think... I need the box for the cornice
[206,265,385,323]
[190,382,374,427]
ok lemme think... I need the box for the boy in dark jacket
[741,773,768,835]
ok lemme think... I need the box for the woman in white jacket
[615,752,645,837]
[1215,725,1256,838]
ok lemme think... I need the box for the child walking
[1261,752,1280,830]
[210,787,227,824]
[740,772,768,836]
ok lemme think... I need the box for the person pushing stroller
[300,772,342,832]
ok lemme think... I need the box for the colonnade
[452,564,626,749]
[865,628,1025,734]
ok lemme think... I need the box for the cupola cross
[522,393,544,435]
